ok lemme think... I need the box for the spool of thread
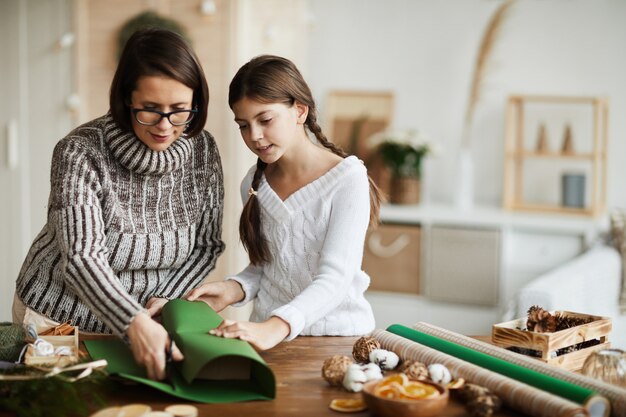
[0,322,26,362]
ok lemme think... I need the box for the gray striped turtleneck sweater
[15,114,225,337]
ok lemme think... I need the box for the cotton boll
[369,349,399,370]
[343,364,367,392]
[361,363,383,381]
[428,363,452,385]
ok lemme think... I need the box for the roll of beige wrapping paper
[410,322,626,417]
[372,329,590,417]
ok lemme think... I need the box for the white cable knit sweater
[227,156,375,340]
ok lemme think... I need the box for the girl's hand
[126,312,184,380]
[145,297,168,318]
[184,280,244,312]
[210,316,290,351]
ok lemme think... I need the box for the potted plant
[369,129,433,204]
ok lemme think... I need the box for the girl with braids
[186,55,382,350]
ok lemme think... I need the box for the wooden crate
[491,311,612,372]
[24,329,80,367]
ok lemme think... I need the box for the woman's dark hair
[229,55,382,265]
[109,28,208,137]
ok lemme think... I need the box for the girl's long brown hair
[229,55,382,265]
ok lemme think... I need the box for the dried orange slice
[329,398,367,413]
[379,372,409,387]
[374,381,404,399]
[400,381,440,399]
[447,378,465,390]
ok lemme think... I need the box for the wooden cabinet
[423,225,500,306]
[363,224,421,294]
[363,204,605,310]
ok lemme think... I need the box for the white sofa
[510,245,626,348]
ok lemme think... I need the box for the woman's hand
[145,297,168,318]
[184,280,244,312]
[209,316,290,351]
[126,312,183,380]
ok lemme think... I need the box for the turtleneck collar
[103,113,193,175]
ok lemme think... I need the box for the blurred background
[1,0,625,340]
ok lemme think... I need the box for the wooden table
[78,335,526,417]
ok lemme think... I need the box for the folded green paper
[85,299,275,403]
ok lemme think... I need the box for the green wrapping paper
[85,300,275,403]
[387,324,596,405]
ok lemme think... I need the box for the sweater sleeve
[271,169,371,340]
[50,139,144,338]
[225,263,263,306]
[154,134,226,299]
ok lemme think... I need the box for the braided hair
[229,55,382,265]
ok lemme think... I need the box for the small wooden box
[24,329,80,367]
[492,311,612,372]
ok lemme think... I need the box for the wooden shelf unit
[503,95,608,217]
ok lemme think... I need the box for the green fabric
[85,300,275,403]
[387,324,595,405]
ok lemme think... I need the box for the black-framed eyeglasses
[131,108,198,126]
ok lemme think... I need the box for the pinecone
[526,305,557,333]
[467,394,502,417]
[555,312,592,331]
[462,383,501,417]
[397,360,429,380]
[321,355,353,386]
[460,383,490,400]
[352,336,381,363]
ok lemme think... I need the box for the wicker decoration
[352,336,381,363]
[397,359,429,381]
[322,355,353,386]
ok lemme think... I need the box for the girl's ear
[294,102,309,124]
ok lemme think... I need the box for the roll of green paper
[387,324,597,406]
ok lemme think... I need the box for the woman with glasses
[13,28,225,380]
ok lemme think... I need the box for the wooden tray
[492,311,612,371]
[24,330,80,367]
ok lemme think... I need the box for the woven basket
[389,176,421,205]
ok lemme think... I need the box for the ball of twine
[321,355,353,386]
[397,359,429,380]
[0,322,26,362]
[352,336,381,363]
